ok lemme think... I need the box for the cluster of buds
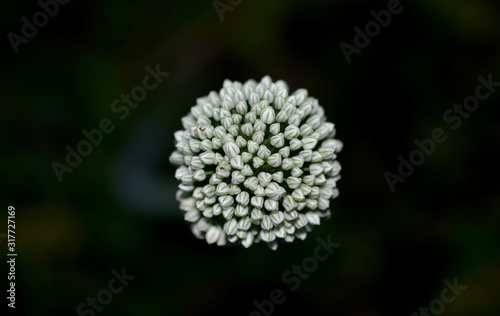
[170,76,342,250]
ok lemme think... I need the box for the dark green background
[1,0,499,315]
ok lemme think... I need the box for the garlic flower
[170,76,342,250]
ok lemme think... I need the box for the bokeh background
[1,0,500,315]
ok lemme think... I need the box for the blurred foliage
[1,0,499,315]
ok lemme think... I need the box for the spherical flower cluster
[169,76,342,250]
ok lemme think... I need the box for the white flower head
[170,76,342,250]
